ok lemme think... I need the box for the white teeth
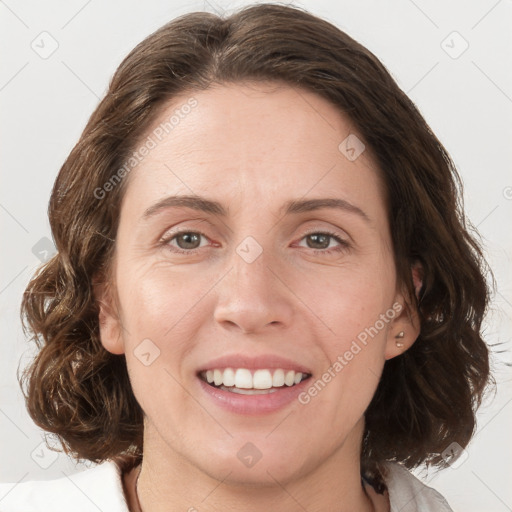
[223,367,235,387]
[272,369,285,387]
[234,368,253,389]
[201,367,308,390]
[253,369,273,389]
[213,369,223,386]
[284,370,295,386]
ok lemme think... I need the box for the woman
[0,3,490,511]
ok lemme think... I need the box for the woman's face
[99,82,411,485]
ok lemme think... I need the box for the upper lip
[197,354,312,375]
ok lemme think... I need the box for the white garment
[0,461,453,512]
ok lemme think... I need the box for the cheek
[297,260,395,410]
[117,260,209,340]
[303,260,395,342]
[117,270,206,429]
[114,263,213,405]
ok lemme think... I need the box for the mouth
[198,368,312,395]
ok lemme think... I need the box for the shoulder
[0,461,129,512]
[383,462,454,512]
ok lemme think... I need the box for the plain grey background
[1,1,511,510]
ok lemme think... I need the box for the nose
[213,245,294,335]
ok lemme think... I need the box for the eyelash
[160,229,350,256]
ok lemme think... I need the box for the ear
[93,274,125,355]
[384,261,423,360]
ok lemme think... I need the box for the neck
[125,418,384,512]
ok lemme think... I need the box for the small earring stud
[395,331,405,348]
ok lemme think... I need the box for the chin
[186,436,316,488]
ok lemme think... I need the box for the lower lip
[197,376,310,415]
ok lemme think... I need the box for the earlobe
[384,262,423,360]
[94,277,125,355]
[384,326,417,360]
[394,330,405,349]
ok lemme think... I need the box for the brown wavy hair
[20,2,491,489]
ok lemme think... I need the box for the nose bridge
[213,235,293,333]
[233,235,273,296]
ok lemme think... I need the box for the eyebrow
[142,195,370,222]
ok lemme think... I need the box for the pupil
[178,233,200,249]
[308,234,329,249]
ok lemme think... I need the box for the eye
[297,231,350,254]
[162,231,210,254]
[160,229,350,256]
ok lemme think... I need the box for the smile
[199,368,311,395]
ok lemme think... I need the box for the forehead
[122,82,386,220]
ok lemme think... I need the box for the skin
[97,82,420,512]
